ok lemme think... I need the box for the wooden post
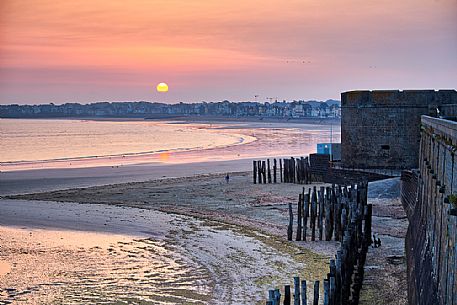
[280,159,283,182]
[301,280,307,305]
[274,289,281,305]
[329,276,336,305]
[313,281,320,305]
[324,279,329,305]
[273,159,277,183]
[288,202,293,241]
[267,159,272,183]
[296,194,303,241]
[303,193,310,241]
[324,188,332,241]
[268,290,275,304]
[319,186,325,240]
[291,157,296,183]
[311,186,317,241]
[258,161,262,184]
[262,161,267,184]
[305,157,310,184]
[284,285,291,305]
[341,208,347,243]
[335,252,342,305]
[294,277,300,305]
[253,160,257,184]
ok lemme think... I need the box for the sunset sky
[0,0,456,104]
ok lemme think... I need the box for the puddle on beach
[0,227,212,305]
[0,200,324,304]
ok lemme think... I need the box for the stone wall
[341,89,457,170]
[402,116,457,305]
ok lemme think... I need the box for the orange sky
[0,0,456,104]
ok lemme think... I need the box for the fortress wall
[404,116,457,305]
[341,89,457,170]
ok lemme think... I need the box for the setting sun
[156,82,169,93]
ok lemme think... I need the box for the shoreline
[0,118,339,173]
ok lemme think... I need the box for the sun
[156,82,169,92]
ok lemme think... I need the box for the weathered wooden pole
[284,285,291,305]
[273,159,277,183]
[335,252,342,305]
[262,161,267,184]
[313,281,320,305]
[274,289,281,305]
[319,186,325,240]
[324,188,332,241]
[324,279,329,305]
[301,280,307,305]
[311,186,317,241]
[253,160,257,184]
[288,202,293,241]
[329,275,336,305]
[303,193,310,241]
[280,159,283,182]
[258,161,263,184]
[296,194,303,241]
[291,157,296,183]
[293,276,300,305]
[267,159,272,183]
[268,290,275,305]
[303,157,308,184]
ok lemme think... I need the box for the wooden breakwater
[401,116,457,305]
[267,182,372,305]
[253,157,311,184]
[253,155,390,186]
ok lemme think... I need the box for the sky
[0,0,456,104]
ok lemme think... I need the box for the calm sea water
[0,118,340,172]
[0,119,251,164]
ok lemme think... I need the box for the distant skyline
[1,0,456,105]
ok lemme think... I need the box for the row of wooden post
[287,183,368,242]
[270,182,372,305]
[266,277,318,305]
[253,157,311,185]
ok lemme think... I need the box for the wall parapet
[403,115,457,305]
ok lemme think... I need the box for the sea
[0,118,340,171]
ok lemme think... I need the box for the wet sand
[1,172,336,304]
[0,174,408,305]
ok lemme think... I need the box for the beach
[0,171,408,305]
[1,173,334,304]
[0,118,408,305]
[0,118,340,304]
[0,119,340,195]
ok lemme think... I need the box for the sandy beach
[1,169,408,304]
[0,118,409,305]
[1,172,335,304]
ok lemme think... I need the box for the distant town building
[0,99,342,119]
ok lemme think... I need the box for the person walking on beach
[225,173,230,184]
